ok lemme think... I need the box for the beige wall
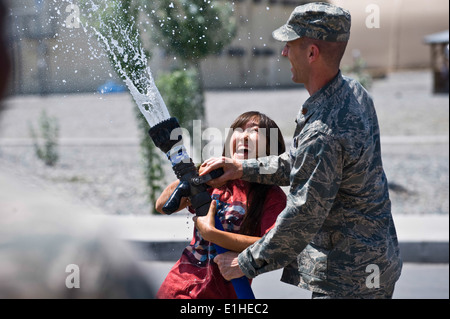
[7,0,116,95]
[193,0,450,88]
[333,0,449,72]
[199,2,295,88]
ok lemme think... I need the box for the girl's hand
[193,200,218,242]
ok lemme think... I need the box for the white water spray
[60,0,171,127]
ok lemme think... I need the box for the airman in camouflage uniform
[212,2,402,298]
[238,71,403,298]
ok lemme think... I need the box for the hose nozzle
[148,117,222,216]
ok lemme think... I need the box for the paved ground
[141,261,449,299]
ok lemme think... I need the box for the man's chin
[291,75,301,84]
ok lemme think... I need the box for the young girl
[155,111,286,299]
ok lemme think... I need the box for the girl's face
[229,118,266,161]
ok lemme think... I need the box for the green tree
[148,0,236,66]
[146,0,237,129]
[156,68,204,136]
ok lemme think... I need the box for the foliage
[146,0,237,66]
[343,51,373,90]
[156,67,204,135]
[135,110,166,212]
[145,0,237,154]
[29,110,59,167]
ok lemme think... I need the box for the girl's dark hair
[222,111,286,236]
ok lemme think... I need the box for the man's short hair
[300,37,348,69]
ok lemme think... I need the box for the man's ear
[308,44,320,62]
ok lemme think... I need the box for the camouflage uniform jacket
[238,71,403,297]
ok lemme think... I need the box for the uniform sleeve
[241,152,291,186]
[238,133,343,278]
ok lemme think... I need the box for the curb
[398,242,449,263]
[127,241,449,263]
[97,214,449,263]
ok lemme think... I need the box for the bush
[343,50,373,91]
[29,110,59,166]
[156,68,204,136]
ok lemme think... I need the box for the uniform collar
[299,70,344,118]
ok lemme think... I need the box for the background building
[5,0,450,95]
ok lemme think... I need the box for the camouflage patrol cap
[272,2,351,42]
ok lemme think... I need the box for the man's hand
[214,252,245,281]
[199,157,243,188]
